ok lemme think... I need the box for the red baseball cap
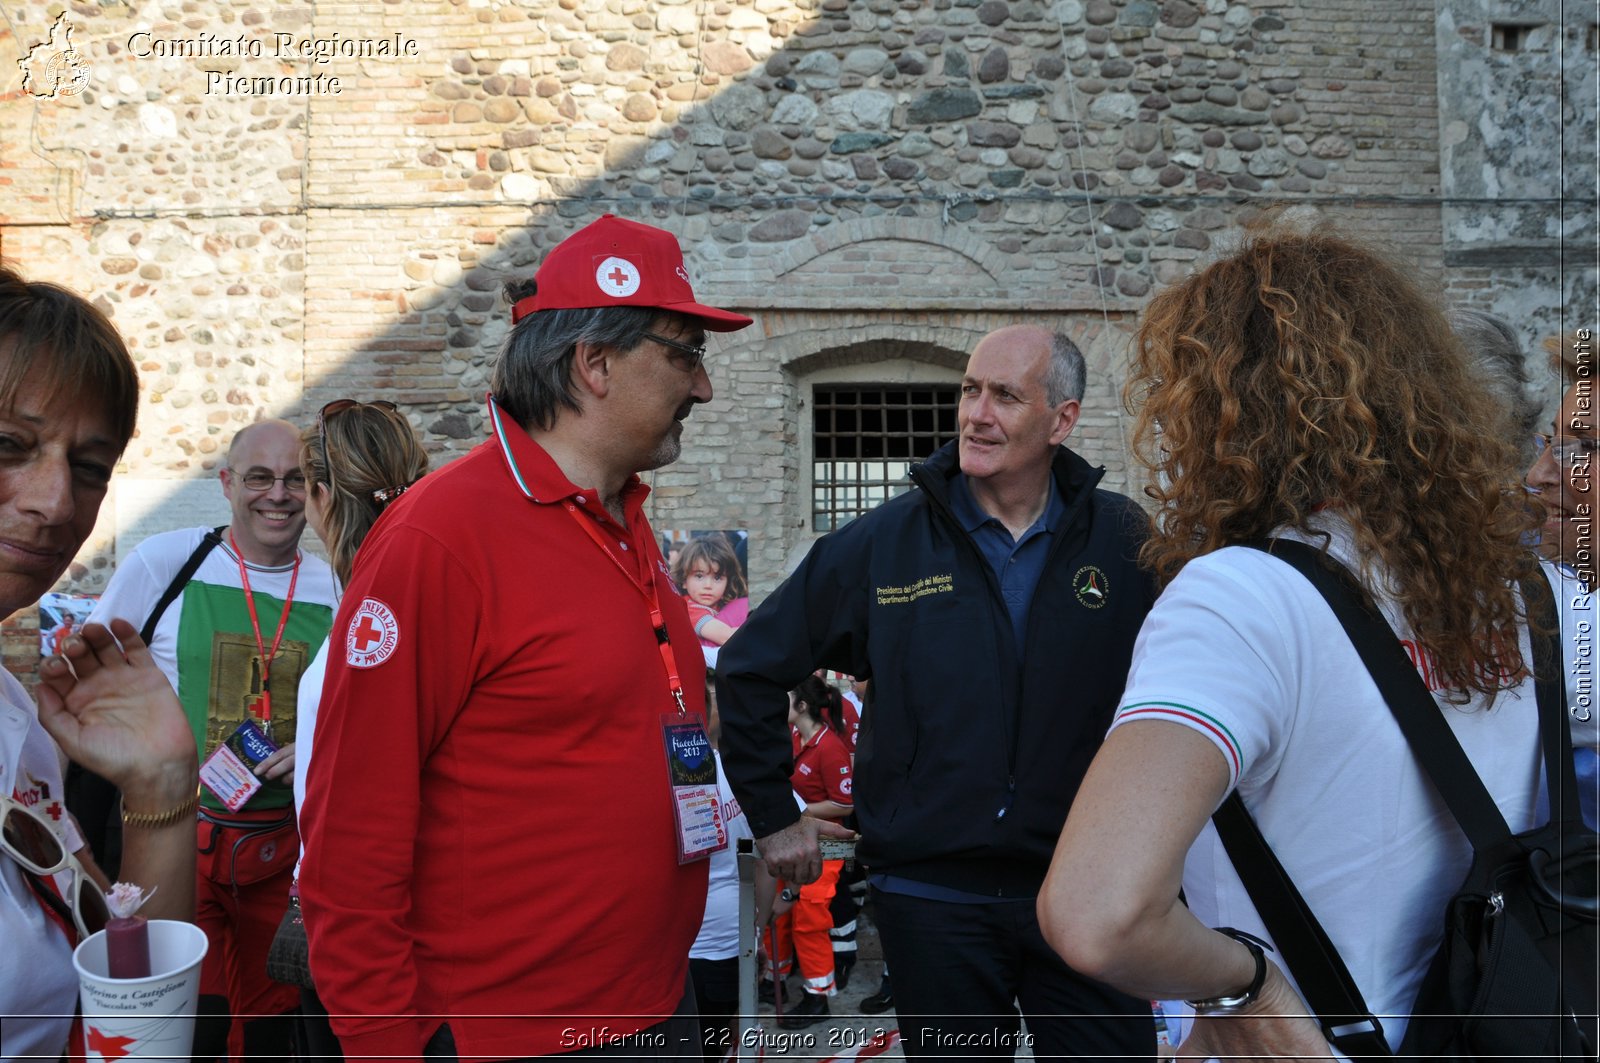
[511,214,752,332]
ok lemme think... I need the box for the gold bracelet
[121,790,200,829]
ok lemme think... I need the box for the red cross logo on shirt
[44,802,62,821]
[346,597,400,668]
[351,615,384,652]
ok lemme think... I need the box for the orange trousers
[767,858,842,996]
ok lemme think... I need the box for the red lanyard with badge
[197,534,299,811]
[563,502,726,864]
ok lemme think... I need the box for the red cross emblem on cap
[595,255,642,298]
[346,597,400,668]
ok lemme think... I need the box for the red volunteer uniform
[791,726,852,808]
[770,726,853,996]
[300,413,709,1062]
[839,694,862,751]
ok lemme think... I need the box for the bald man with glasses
[87,417,339,1061]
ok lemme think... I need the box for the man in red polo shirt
[300,215,752,1062]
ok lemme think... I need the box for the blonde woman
[291,399,429,1058]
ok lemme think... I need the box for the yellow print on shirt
[204,631,309,754]
[875,573,955,605]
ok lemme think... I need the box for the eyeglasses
[238,471,307,494]
[2,794,109,939]
[1535,433,1599,468]
[640,330,708,372]
[318,400,400,497]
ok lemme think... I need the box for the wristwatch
[779,888,800,903]
[1186,927,1273,1013]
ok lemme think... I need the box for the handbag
[266,882,314,989]
[1213,540,1598,1059]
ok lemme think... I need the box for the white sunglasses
[1,793,109,938]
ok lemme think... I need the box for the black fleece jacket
[718,441,1155,897]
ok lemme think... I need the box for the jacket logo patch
[1073,565,1108,609]
[875,573,954,606]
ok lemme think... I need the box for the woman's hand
[36,619,196,808]
[1178,963,1335,1061]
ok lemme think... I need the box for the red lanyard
[229,532,300,726]
[562,502,687,714]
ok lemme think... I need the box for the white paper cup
[73,919,209,1063]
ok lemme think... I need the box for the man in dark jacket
[718,325,1158,1060]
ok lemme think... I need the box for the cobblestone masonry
[0,0,1591,681]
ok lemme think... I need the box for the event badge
[661,714,726,864]
[199,719,279,811]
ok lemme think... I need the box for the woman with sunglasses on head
[0,263,199,1058]
[290,399,429,1058]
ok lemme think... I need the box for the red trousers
[768,858,842,996]
[195,808,300,1059]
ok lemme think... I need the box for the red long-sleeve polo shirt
[300,414,709,1063]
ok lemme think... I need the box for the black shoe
[778,991,831,1030]
[757,976,791,1006]
[858,980,894,1015]
[835,958,855,992]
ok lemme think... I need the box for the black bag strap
[1212,792,1392,1054]
[140,525,226,644]
[1521,570,1585,829]
[1212,538,1574,1056]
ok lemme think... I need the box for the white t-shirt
[1,670,86,1059]
[292,637,331,879]
[90,528,337,811]
[690,750,752,961]
[91,527,339,688]
[1112,523,1547,1052]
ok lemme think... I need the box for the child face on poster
[684,561,729,608]
[671,533,746,610]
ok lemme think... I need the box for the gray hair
[1045,332,1087,406]
[1448,309,1540,442]
[491,289,659,430]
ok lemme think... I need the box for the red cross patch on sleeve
[346,597,400,668]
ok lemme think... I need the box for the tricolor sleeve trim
[1113,701,1243,787]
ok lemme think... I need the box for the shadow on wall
[2,0,1583,594]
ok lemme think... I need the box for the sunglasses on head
[317,400,400,497]
[1,794,109,939]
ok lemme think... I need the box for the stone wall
[0,0,1584,643]
[1435,0,1598,400]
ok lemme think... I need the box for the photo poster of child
[660,529,750,668]
[39,592,99,657]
